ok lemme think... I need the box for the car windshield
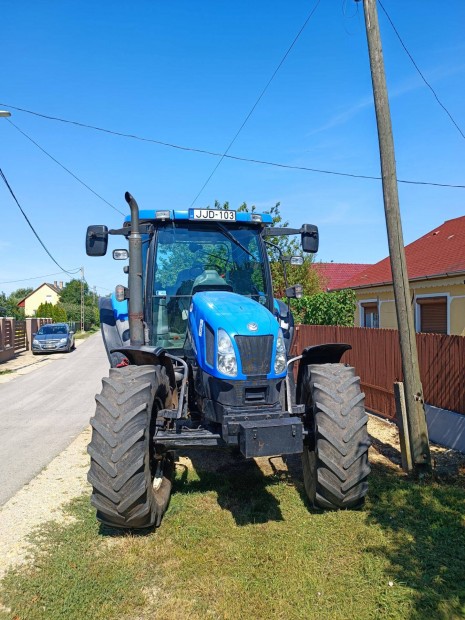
[37,325,68,335]
[151,222,270,349]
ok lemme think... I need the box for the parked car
[32,323,75,354]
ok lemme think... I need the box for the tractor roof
[124,209,273,225]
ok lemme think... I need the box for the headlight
[274,330,287,374]
[59,338,68,344]
[32,339,40,346]
[217,329,237,377]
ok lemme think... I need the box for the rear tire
[300,363,370,509]
[88,364,173,529]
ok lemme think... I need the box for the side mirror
[86,225,108,256]
[69,330,74,335]
[285,284,303,299]
[289,256,304,266]
[301,224,319,253]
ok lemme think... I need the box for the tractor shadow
[174,449,285,525]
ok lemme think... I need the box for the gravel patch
[0,427,91,580]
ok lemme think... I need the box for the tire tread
[300,363,371,509]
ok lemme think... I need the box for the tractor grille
[235,335,273,376]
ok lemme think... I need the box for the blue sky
[1,0,464,296]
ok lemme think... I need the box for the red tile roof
[338,216,465,289]
[314,263,372,291]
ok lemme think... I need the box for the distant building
[314,262,371,292]
[334,216,465,335]
[17,281,64,316]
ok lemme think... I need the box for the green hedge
[289,289,357,326]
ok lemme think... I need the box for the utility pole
[360,0,431,472]
[80,266,85,333]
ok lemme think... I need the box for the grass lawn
[74,328,100,341]
[1,455,464,620]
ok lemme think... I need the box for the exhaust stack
[125,192,144,346]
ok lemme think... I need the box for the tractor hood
[188,291,285,381]
[192,291,277,337]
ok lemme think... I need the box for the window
[416,296,447,334]
[361,301,379,328]
[151,222,271,350]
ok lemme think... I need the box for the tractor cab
[149,217,273,351]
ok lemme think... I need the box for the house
[335,216,465,335]
[313,262,372,292]
[17,281,64,317]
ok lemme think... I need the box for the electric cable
[0,167,79,275]
[6,119,125,215]
[378,0,465,141]
[1,103,464,189]
[189,0,322,207]
[0,269,81,285]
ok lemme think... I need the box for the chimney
[54,280,58,287]
[59,281,63,289]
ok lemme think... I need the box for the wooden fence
[291,325,465,419]
[0,318,15,362]
[0,317,53,362]
[14,320,27,351]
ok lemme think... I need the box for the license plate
[190,209,236,222]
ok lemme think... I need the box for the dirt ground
[368,414,465,484]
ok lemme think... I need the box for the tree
[59,279,91,306]
[36,301,68,323]
[61,303,99,330]
[0,287,33,319]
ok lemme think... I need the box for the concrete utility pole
[360,0,431,472]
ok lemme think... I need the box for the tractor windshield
[151,222,270,349]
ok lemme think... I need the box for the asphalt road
[0,334,109,506]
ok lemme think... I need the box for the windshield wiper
[216,223,255,260]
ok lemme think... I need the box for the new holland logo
[247,322,258,332]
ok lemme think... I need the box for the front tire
[300,363,371,509]
[88,365,173,529]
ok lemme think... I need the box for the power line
[189,0,322,207]
[6,119,125,215]
[218,153,465,188]
[94,284,112,292]
[0,167,79,275]
[1,102,464,189]
[378,0,465,141]
[0,269,81,285]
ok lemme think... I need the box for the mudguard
[100,296,129,367]
[295,343,352,403]
[110,344,177,392]
[100,297,176,392]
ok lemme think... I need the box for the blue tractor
[86,193,370,529]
